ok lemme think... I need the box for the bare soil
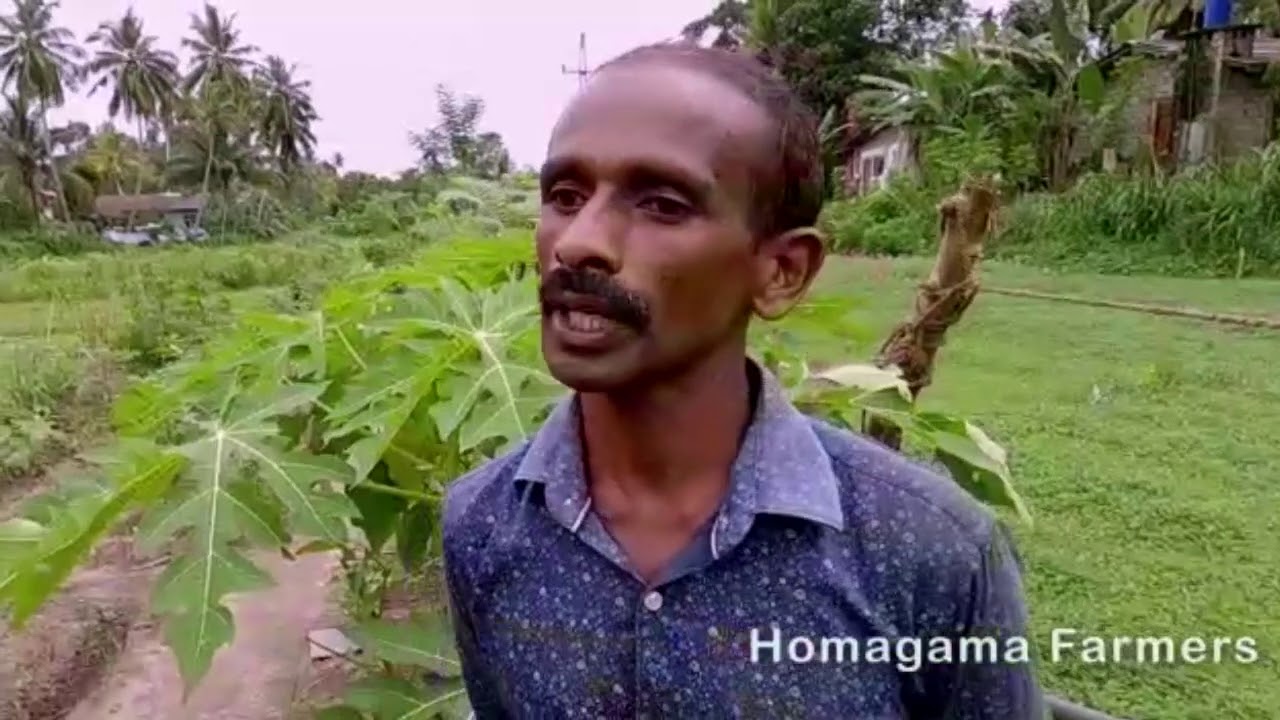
[2,443,344,720]
[66,550,341,720]
[0,536,153,720]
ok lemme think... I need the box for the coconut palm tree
[181,3,258,96]
[0,0,84,222]
[255,55,317,175]
[83,7,179,200]
[0,95,43,218]
[169,77,265,225]
[80,129,144,195]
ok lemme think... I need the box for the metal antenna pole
[560,32,590,88]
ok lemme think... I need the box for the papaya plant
[0,232,1029,718]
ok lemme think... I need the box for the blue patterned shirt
[442,361,1045,719]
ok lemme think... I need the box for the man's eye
[639,195,690,222]
[547,187,586,212]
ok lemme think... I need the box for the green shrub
[994,145,1280,277]
[0,225,105,261]
[825,141,1280,278]
[821,176,936,256]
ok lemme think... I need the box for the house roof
[846,122,911,153]
[94,193,206,218]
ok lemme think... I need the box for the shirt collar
[513,358,846,538]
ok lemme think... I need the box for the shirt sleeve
[443,541,511,720]
[921,520,1048,720]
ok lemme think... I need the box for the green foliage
[768,0,891,113]
[0,237,379,303]
[0,232,1027,717]
[997,143,1280,277]
[0,340,120,481]
[680,0,970,123]
[325,177,536,242]
[0,225,103,260]
[410,85,512,180]
[826,131,1280,279]
[821,174,937,255]
[822,130,1014,256]
[114,272,233,371]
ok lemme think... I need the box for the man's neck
[577,347,756,498]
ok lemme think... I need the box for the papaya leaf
[348,614,461,674]
[152,543,275,692]
[350,481,408,553]
[0,518,45,593]
[345,675,469,720]
[395,503,436,571]
[0,447,184,622]
[372,278,563,454]
[127,383,354,690]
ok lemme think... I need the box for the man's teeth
[564,310,606,332]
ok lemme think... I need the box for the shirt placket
[633,584,669,720]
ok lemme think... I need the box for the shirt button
[643,590,663,612]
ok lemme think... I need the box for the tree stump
[866,177,999,450]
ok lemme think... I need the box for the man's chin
[544,354,637,394]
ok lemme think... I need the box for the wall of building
[1213,68,1273,159]
[844,127,915,196]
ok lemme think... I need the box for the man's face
[535,61,785,392]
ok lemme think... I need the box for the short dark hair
[595,42,825,238]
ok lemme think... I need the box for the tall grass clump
[826,141,1280,278]
[995,144,1280,277]
[0,237,377,303]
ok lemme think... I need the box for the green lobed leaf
[345,675,469,720]
[0,447,184,623]
[913,411,1032,525]
[349,480,409,553]
[151,543,275,691]
[395,503,437,572]
[348,614,461,673]
[128,382,358,690]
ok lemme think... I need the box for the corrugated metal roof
[93,193,206,218]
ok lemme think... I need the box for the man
[442,42,1044,719]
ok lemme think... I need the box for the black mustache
[538,267,650,330]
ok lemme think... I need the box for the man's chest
[467,523,911,719]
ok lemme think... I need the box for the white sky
[51,0,1007,176]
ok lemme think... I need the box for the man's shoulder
[805,415,998,549]
[441,440,530,538]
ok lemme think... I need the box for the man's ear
[752,226,827,320]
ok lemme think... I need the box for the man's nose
[553,194,623,274]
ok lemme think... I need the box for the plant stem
[353,481,434,503]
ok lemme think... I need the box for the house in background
[839,21,1277,197]
[93,193,207,246]
[842,125,916,196]
[1100,23,1278,171]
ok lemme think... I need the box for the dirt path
[67,550,341,720]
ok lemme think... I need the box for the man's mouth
[546,304,631,350]
[559,309,611,333]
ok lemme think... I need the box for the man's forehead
[545,62,774,182]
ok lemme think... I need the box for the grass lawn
[806,257,1279,719]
